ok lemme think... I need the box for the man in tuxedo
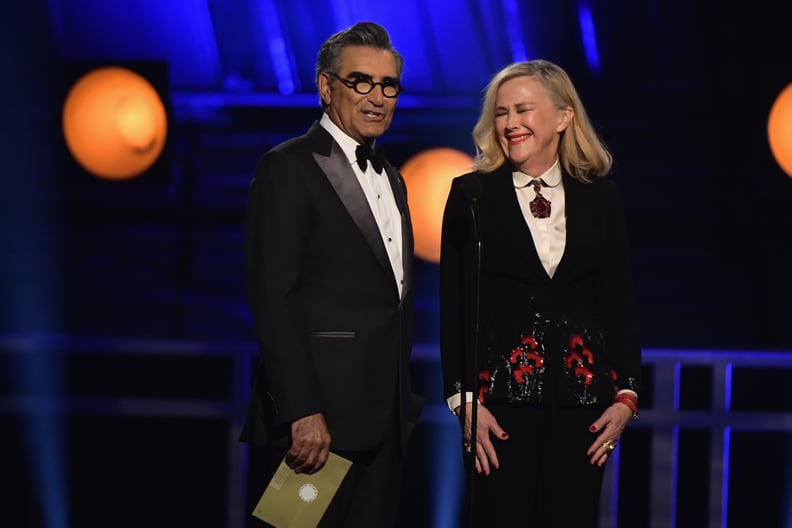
[241,22,423,527]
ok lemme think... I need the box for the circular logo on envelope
[298,483,318,502]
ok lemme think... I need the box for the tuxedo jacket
[440,164,641,407]
[241,121,422,454]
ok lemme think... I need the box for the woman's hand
[456,402,509,476]
[586,402,634,467]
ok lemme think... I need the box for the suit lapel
[551,174,581,283]
[490,166,552,282]
[383,163,413,300]
[310,127,394,286]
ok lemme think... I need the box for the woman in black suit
[440,59,642,527]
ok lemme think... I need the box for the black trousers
[466,402,606,528]
[247,418,403,528]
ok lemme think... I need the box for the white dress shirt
[319,113,404,297]
[512,158,566,278]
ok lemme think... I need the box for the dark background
[2,1,792,527]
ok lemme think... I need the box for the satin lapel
[490,167,551,282]
[383,163,413,300]
[551,173,578,283]
[312,142,392,277]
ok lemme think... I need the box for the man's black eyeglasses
[330,73,402,98]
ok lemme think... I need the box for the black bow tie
[355,144,385,174]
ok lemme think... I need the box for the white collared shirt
[319,113,404,297]
[512,158,566,278]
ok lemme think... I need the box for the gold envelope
[252,453,352,527]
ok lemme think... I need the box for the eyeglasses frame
[329,72,402,98]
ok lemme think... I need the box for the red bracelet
[615,394,639,419]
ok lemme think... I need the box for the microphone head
[460,175,483,203]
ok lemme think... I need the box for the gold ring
[603,440,617,453]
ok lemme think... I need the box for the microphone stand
[462,195,482,528]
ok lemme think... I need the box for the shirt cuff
[446,392,474,414]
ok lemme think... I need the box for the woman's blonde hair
[472,60,612,182]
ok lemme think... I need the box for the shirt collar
[512,158,562,188]
[319,113,373,167]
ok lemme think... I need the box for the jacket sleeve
[596,181,642,396]
[439,174,479,402]
[245,148,324,426]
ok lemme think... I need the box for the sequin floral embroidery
[511,334,545,384]
[562,332,606,404]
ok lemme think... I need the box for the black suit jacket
[440,164,641,406]
[242,121,422,454]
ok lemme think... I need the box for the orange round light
[401,148,475,263]
[62,66,167,180]
[768,83,792,178]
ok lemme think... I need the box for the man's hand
[286,413,332,474]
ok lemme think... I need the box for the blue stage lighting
[502,0,528,62]
[260,0,297,95]
[428,418,465,528]
[11,340,68,528]
[576,2,601,75]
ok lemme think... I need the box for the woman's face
[494,76,571,176]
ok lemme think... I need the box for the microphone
[460,175,483,205]
[459,175,482,528]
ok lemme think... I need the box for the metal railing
[3,336,792,527]
[600,348,792,528]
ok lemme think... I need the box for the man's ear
[318,72,332,107]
